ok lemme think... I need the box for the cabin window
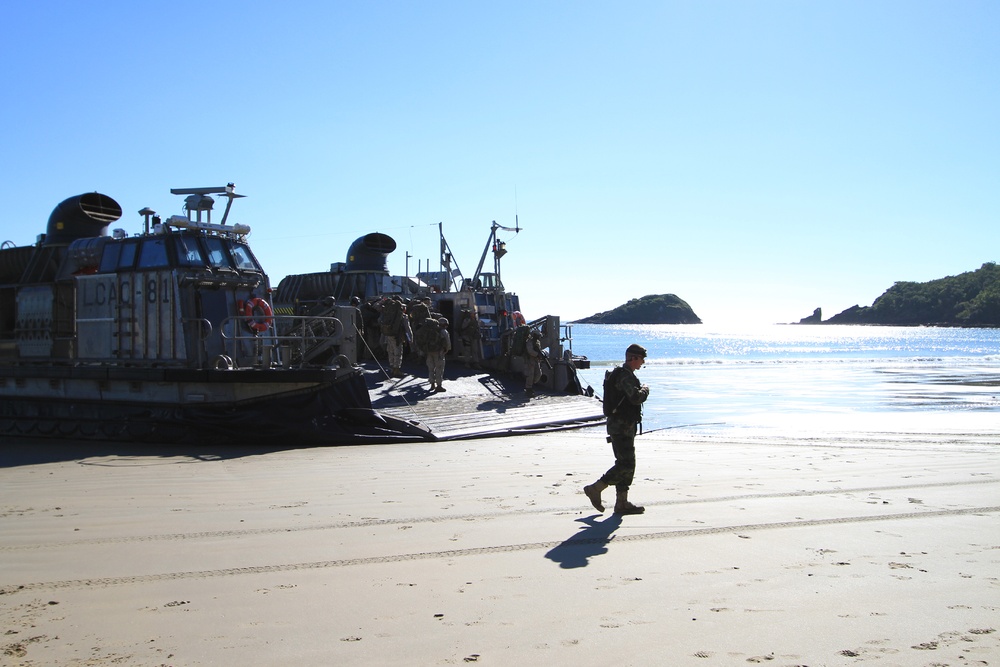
[99,241,138,272]
[99,243,121,273]
[174,236,206,267]
[229,244,259,272]
[137,238,169,269]
[203,237,234,269]
[119,242,138,269]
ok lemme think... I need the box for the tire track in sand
[1,477,995,552]
[5,505,998,592]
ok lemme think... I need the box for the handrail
[218,314,346,368]
[560,321,575,356]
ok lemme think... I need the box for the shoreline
[2,414,998,666]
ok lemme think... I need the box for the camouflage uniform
[523,331,543,396]
[600,363,649,491]
[380,297,407,376]
[409,299,431,356]
[584,343,649,515]
[426,319,452,391]
[361,299,382,357]
[458,310,482,366]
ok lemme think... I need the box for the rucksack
[511,325,529,356]
[380,299,403,334]
[416,318,443,352]
[602,367,625,418]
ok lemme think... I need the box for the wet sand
[2,413,998,666]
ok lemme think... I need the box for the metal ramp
[365,363,605,441]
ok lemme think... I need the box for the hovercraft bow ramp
[365,363,604,441]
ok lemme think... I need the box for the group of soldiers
[350,294,545,396]
[352,294,484,392]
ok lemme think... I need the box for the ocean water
[567,324,1000,431]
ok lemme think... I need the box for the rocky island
[797,262,1000,327]
[575,294,701,324]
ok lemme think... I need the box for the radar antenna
[169,184,245,225]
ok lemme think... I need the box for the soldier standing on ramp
[523,330,544,398]
[583,343,650,515]
[379,296,407,378]
[422,317,452,392]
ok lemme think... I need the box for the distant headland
[575,294,702,324]
[795,262,1000,327]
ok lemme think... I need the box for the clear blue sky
[2,1,997,325]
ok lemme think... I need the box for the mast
[438,222,464,292]
[471,219,520,290]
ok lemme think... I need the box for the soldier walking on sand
[584,343,650,515]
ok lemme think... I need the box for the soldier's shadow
[544,514,623,569]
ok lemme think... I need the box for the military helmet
[438,317,449,327]
[625,343,647,358]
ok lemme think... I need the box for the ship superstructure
[0,185,427,443]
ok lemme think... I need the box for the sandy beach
[2,413,998,666]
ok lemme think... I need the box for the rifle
[527,335,553,370]
[607,422,726,442]
[605,421,726,442]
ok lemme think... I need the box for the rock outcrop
[575,294,701,324]
[808,262,1000,327]
[797,308,822,324]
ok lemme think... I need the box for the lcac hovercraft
[0,185,430,444]
[271,218,604,440]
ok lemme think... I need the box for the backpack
[511,325,529,356]
[416,318,443,352]
[380,299,403,335]
[602,367,625,418]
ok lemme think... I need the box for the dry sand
[1,413,998,666]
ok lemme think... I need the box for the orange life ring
[243,297,273,333]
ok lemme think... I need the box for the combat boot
[614,489,645,515]
[583,482,608,512]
